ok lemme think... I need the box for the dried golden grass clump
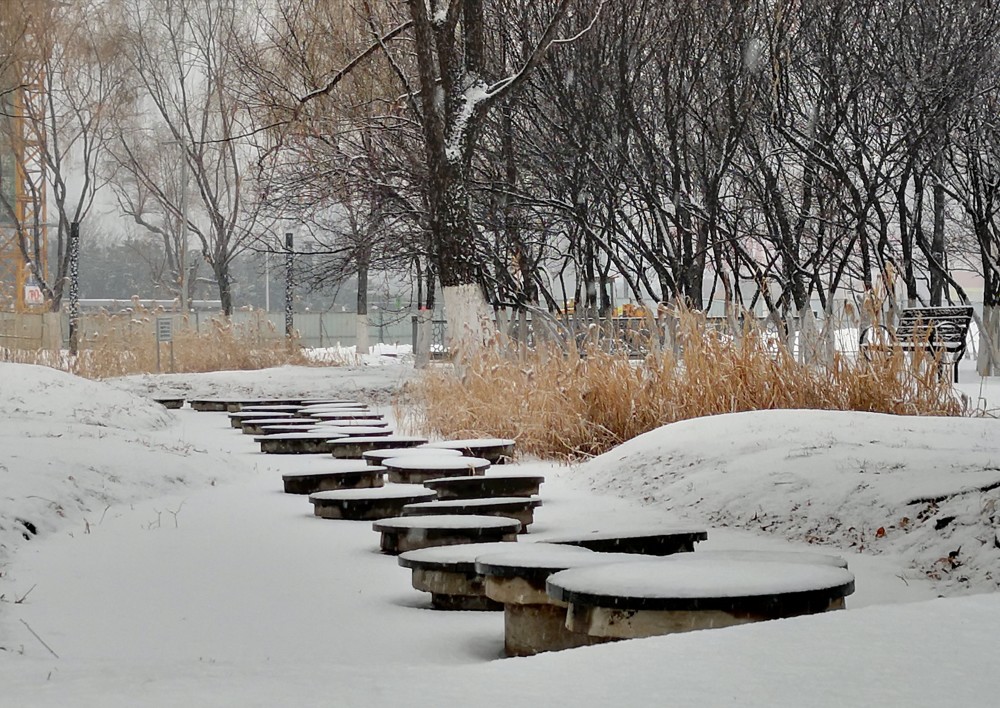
[72,311,312,378]
[411,312,964,460]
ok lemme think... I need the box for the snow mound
[0,364,248,573]
[0,363,174,432]
[582,409,1000,593]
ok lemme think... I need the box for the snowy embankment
[583,409,1000,592]
[0,364,235,570]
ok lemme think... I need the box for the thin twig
[19,620,59,659]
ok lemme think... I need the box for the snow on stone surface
[252,431,347,441]
[309,485,436,501]
[669,549,849,568]
[372,514,522,530]
[581,408,1000,592]
[322,426,391,436]
[332,435,428,445]
[363,447,464,463]
[535,526,708,543]
[382,456,491,470]
[547,559,855,600]
[405,496,538,509]
[475,548,644,575]
[426,437,515,449]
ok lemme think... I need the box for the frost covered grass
[412,311,964,459]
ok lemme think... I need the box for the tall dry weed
[409,309,964,460]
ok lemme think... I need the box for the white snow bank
[0,364,252,573]
[582,409,1000,593]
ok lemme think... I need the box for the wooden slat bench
[860,305,974,383]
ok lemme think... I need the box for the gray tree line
[3,0,1000,368]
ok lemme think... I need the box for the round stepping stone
[308,411,382,422]
[381,456,491,484]
[260,424,328,435]
[318,419,388,428]
[681,550,848,569]
[282,464,386,494]
[240,404,304,413]
[153,398,184,409]
[402,496,541,533]
[309,485,437,521]
[322,426,394,438]
[227,399,300,412]
[329,435,429,459]
[189,399,231,412]
[299,399,361,406]
[298,402,366,413]
[397,541,520,610]
[255,432,348,454]
[424,438,516,464]
[475,546,634,656]
[547,559,856,640]
[540,527,708,555]
[228,410,295,428]
[362,447,463,466]
[423,473,545,500]
[241,417,319,435]
[372,514,521,555]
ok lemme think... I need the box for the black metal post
[68,221,80,356]
[284,232,294,339]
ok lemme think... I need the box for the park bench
[859,305,974,383]
[372,514,521,554]
[547,557,855,641]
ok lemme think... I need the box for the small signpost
[156,316,174,373]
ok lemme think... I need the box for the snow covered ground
[2,355,1000,706]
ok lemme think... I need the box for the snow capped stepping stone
[381,456,491,484]
[547,558,856,641]
[397,541,520,610]
[423,473,545,500]
[362,447,463,467]
[228,410,295,428]
[298,402,366,413]
[319,419,389,428]
[255,432,348,454]
[372,514,521,554]
[282,464,386,494]
[424,438,516,464]
[310,485,437,521]
[397,541,574,611]
[241,417,320,435]
[402,496,542,533]
[308,410,383,422]
[682,550,849,569]
[240,404,304,413]
[153,397,184,409]
[322,426,394,438]
[540,527,708,555]
[474,546,633,656]
[329,435,429,459]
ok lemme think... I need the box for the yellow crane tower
[0,6,47,312]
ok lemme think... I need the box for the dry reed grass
[2,307,315,378]
[409,309,965,460]
[71,310,312,378]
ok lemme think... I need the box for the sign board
[156,317,173,343]
[24,284,44,306]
